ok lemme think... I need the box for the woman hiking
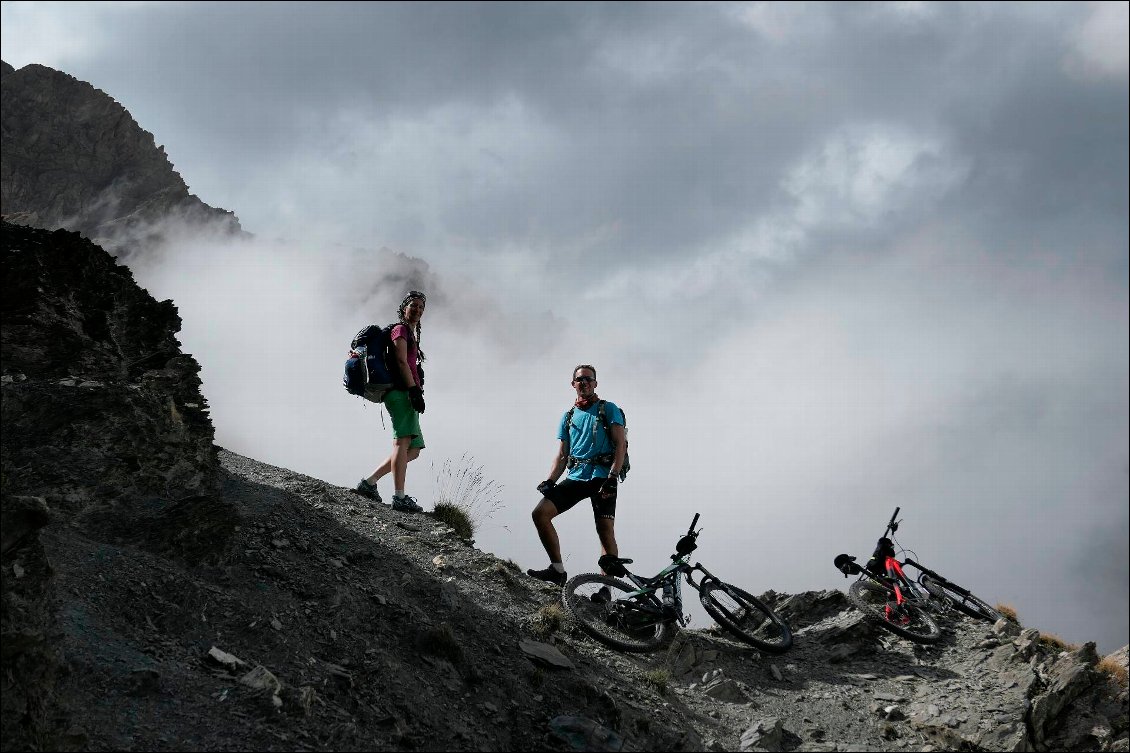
[353,290,428,512]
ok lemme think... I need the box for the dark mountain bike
[833,507,1001,644]
[562,514,793,654]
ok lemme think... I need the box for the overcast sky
[3,1,1127,653]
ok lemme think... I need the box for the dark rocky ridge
[1,61,244,250]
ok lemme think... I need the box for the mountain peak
[0,61,244,249]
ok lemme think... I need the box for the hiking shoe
[590,585,613,604]
[391,494,424,513]
[526,566,567,587]
[353,479,382,504]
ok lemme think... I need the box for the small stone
[270,618,283,631]
[206,646,247,671]
[519,639,574,669]
[239,665,282,694]
[770,664,784,681]
[884,705,906,721]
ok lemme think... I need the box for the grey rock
[206,647,247,672]
[740,717,798,752]
[518,639,574,670]
[548,715,623,752]
[702,677,749,703]
[994,618,1022,639]
[1030,643,1100,744]
[239,665,281,694]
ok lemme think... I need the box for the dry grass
[1097,657,1128,686]
[417,623,463,664]
[527,602,565,640]
[995,603,1019,623]
[432,502,474,540]
[644,668,671,695]
[1037,632,1078,652]
[430,454,503,542]
[480,561,521,587]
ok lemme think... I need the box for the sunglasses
[573,376,595,384]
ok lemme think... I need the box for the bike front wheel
[699,580,793,653]
[847,579,941,644]
[561,573,674,653]
[920,574,1001,623]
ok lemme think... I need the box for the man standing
[527,364,627,586]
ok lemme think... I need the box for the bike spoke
[562,574,672,653]
[699,581,792,653]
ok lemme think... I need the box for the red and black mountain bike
[833,507,1002,644]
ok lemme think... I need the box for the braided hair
[397,290,427,362]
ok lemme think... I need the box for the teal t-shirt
[558,401,625,481]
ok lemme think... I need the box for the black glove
[408,385,425,414]
[599,476,618,500]
[537,479,556,496]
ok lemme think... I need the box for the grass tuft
[1037,632,1077,652]
[527,602,565,640]
[996,603,1019,623]
[432,502,474,540]
[644,668,670,695]
[1097,657,1128,686]
[417,623,463,664]
[430,454,503,542]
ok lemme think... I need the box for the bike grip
[689,513,700,533]
[889,506,900,525]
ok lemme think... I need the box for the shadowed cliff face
[0,60,244,249]
[1,221,218,512]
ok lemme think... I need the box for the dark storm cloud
[10,2,1122,274]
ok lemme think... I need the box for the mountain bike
[562,514,793,654]
[833,507,1001,644]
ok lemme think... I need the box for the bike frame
[612,514,741,629]
[849,507,961,618]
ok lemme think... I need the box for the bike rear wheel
[920,574,1001,623]
[561,573,674,653]
[847,579,941,644]
[699,580,793,653]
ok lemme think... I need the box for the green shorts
[384,389,425,449]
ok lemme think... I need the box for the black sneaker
[391,495,424,513]
[526,565,567,587]
[353,479,382,504]
[591,586,613,604]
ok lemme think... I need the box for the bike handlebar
[885,506,900,537]
[689,513,700,534]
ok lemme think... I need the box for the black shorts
[545,478,616,520]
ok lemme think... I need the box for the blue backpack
[343,324,397,403]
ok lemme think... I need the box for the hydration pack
[343,324,397,403]
[564,400,630,482]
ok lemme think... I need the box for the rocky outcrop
[1,220,222,749]
[1,221,218,511]
[1,61,244,249]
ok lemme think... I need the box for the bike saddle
[598,554,633,577]
[833,553,862,577]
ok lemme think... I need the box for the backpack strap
[565,401,621,472]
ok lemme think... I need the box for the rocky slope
[2,223,1128,753]
[1,61,244,250]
